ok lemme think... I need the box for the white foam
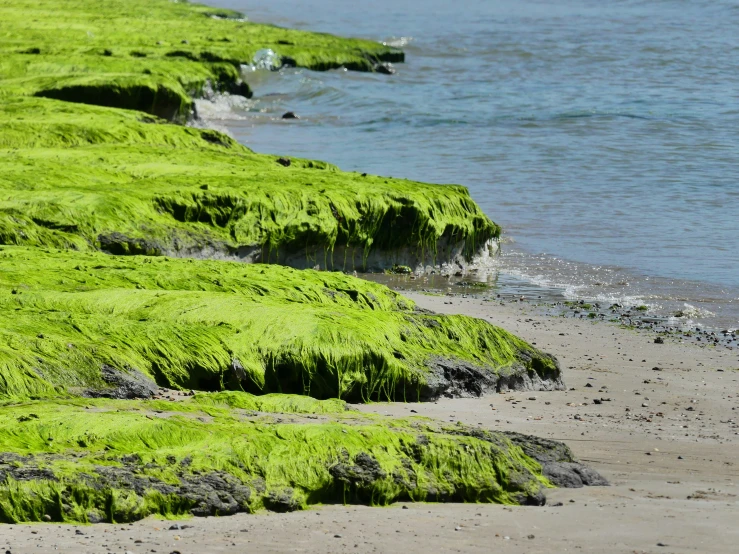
[382,37,414,48]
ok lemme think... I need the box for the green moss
[0,398,549,522]
[0,96,498,268]
[0,246,557,402]
[0,1,497,266]
[0,0,403,119]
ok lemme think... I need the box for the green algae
[0,0,580,521]
[0,397,550,522]
[1,0,402,119]
[0,1,498,267]
[0,96,499,269]
[0,246,558,402]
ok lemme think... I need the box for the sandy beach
[2,291,736,554]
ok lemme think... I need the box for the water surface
[203,0,739,329]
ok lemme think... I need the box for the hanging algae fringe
[0,396,551,523]
[0,247,559,402]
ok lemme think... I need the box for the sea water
[202,0,739,330]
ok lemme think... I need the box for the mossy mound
[0,97,499,271]
[0,246,561,402]
[0,0,402,120]
[0,396,554,522]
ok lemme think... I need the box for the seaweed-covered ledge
[0,98,499,272]
[0,0,403,121]
[0,247,560,402]
[0,395,607,523]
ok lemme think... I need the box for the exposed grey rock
[503,431,609,488]
[84,365,158,399]
[418,354,564,401]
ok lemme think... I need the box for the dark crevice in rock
[98,232,164,256]
[35,83,190,122]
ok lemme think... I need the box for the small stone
[281,111,299,120]
[276,157,291,167]
[585,383,593,388]
[654,337,664,344]
[42,514,51,521]
[402,505,408,509]
[169,524,181,530]
[75,529,85,535]
[642,403,649,408]
[455,526,462,531]
[528,534,535,539]
[334,534,342,538]
[593,398,602,405]
[657,543,667,547]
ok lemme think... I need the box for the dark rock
[84,365,158,400]
[231,358,247,380]
[98,232,163,256]
[503,432,609,488]
[419,352,563,401]
[330,452,386,487]
[200,130,232,147]
[263,488,300,512]
[654,337,664,344]
[281,111,299,120]
[280,55,297,68]
[420,358,497,400]
[276,157,291,167]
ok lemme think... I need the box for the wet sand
[2,292,737,553]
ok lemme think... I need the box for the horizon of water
[201,0,739,330]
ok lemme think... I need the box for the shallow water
[204,0,739,330]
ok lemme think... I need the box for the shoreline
[2,295,736,552]
[2,0,737,551]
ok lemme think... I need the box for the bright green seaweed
[0,1,574,520]
[0,96,498,269]
[0,0,403,119]
[0,395,550,522]
[0,246,558,402]
[0,0,498,268]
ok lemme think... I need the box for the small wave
[193,93,254,123]
[674,303,716,320]
[382,36,413,48]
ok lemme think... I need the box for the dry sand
[2,292,737,553]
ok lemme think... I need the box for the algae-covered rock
[0,97,499,271]
[0,0,403,120]
[0,247,561,402]
[0,396,564,522]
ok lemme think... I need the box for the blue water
[203,0,739,329]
